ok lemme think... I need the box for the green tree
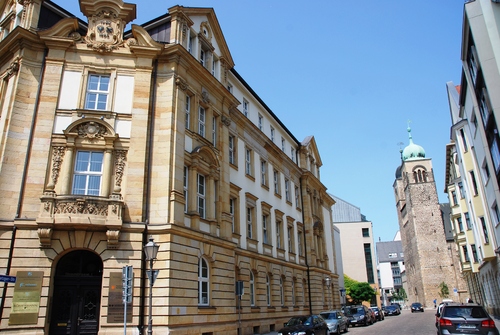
[349,282,376,305]
[392,288,407,303]
[438,282,449,299]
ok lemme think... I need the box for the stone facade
[394,131,467,308]
[0,1,338,335]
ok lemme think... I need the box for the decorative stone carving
[55,200,108,216]
[49,146,65,188]
[68,31,82,41]
[6,57,20,77]
[114,150,127,193]
[77,121,108,140]
[85,10,125,52]
[106,229,120,249]
[175,77,188,91]
[37,228,52,248]
[221,115,231,127]
[201,90,210,104]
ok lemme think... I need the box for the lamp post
[325,277,331,310]
[144,236,159,335]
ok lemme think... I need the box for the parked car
[343,305,373,326]
[435,303,499,335]
[435,299,454,327]
[370,306,385,321]
[319,310,349,334]
[384,305,401,316]
[411,302,424,313]
[278,315,329,335]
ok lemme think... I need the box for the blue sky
[52,0,465,242]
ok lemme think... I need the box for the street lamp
[144,236,159,335]
[325,277,331,309]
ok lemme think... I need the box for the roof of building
[402,126,426,161]
[376,240,404,263]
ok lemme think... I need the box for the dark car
[278,315,329,335]
[436,303,499,335]
[344,305,373,326]
[370,306,385,321]
[384,305,401,316]
[411,302,424,313]
[319,310,349,334]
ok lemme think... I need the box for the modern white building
[376,232,405,306]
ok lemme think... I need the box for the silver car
[319,310,349,334]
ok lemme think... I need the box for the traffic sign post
[122,266,133,335]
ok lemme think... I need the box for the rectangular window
[260,160,267,186]
[362,228,370,237]
[468,45,479,86]
[270,126,275,142]
[197,174,206,219]
[185,95,191,129]
[470,171,478,195]
[262,215,269,244]
[229,198,235,233]
[451,190,458,206]
[364,243,375,284]
[297,231,303,256]
[458,182,465,199]
[471,244,479,263]
[479,88,492,127]
[285,179,291,202]
[281,137,285,151]
[198,106,205,137]
[276,220,282,249]
[245,148,252,176]
[480,217,489,244]
[200,49,206,66]
[457,217,464,232]
[212,116,217,145]
[291,148,295,163]
[247,207,253,239]
[243,99,249,117]
[183,166,188,213]
[295,186,300,208]
[229,136,235,165]
[460,128,468,152]
[288,226,293,253]
[85,74,110,110]
[258,114,263,130]
[464,212,472,230]
[462,245,470,262]
[72,151,104,195]
[494,203,500,224]
[482,160,490,182]
[489,138,500,173]
[273,170,280,195]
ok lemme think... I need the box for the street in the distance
[345,309,443,335]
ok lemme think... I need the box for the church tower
[393,127,463,307]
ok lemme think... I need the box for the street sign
[0,275,16,283]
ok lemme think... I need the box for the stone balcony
[37,192,124,248]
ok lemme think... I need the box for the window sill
[245,174,255,182]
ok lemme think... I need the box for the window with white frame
[287,225,293,253]
[247,206,253,239]
[482,160,490,183]
[229,135,236,165]
[480,216,489,244]
[285,179,291,203]
[273,169,280,195]
[281,137,285,151]
[85,74,110,110]
[470,171,478,195]
[197,174,206,219]
[276,220,282,249]
[198,106,205,137]
[494,203,500,224]
[261,160,268,187]
[270,126,275,142]
[295,186,300,208]
[198,257,209,306]
[183,166,188,213]
[297,230,303,256]
[291,148,295,162]
[230,198,235,233]
[263,214,269,244]
[243,99,249,117]
[245,148,253,176]
[258,114,263,130]
[250,271,255,306]
[72,151,104,196]
[185,95,191,129]
[467,45,479,86]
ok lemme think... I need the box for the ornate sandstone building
[0,1,338,334]
[393,127,467,308]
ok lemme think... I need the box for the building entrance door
[49,250,103,335]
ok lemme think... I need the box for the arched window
[266,274,271,306]
[280,277,284,306]
[198,257,209,306]
[249,271,255,306]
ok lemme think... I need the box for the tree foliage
[438,282,449,299]
[343,274,375,304]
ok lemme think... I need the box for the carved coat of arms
[85,10,124,52]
